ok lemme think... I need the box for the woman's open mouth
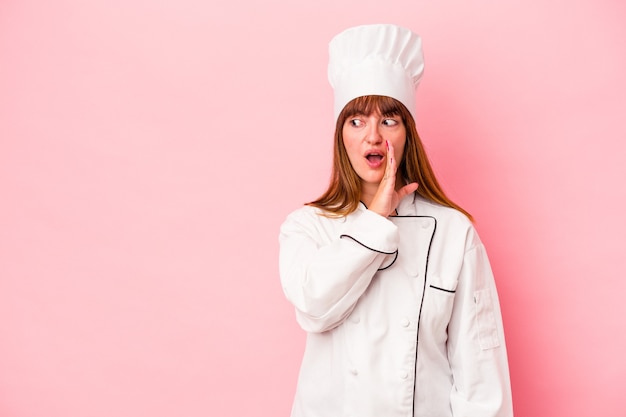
[365,152,385,168]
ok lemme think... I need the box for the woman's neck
[360,185,377,208]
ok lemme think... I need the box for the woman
[279,24,513,417]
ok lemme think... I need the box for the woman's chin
[359,176,383,188]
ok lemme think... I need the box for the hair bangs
[340,95,404,119]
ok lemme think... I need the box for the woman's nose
[365,124,383,144]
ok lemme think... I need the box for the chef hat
[328,24,425,122]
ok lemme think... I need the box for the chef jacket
[279,193,513,417]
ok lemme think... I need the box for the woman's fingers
[370,141,418,217]
[385,140,396,184]
[397,182,419,200]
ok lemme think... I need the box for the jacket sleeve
[447,235,514,417]
[279,207,398,333]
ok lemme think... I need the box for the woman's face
[342,110,406,190]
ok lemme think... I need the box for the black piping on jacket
[392,214,437,416]
[338,234,399,270]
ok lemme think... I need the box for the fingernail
[386,140,389,150]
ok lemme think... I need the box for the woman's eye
[349,119,363,127]
[383,118,399,126]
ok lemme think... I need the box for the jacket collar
[396,192,418,216]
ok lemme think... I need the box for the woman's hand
[368,140,419,217]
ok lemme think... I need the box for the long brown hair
[307,95,472,221]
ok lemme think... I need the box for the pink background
[1,0,625,416]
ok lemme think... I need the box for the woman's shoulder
[280,204,357,242]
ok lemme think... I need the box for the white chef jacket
[279,193,513,417]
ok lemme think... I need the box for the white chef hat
[328,24,425,122]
